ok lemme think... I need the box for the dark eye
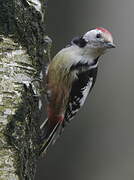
[96,33,101,38]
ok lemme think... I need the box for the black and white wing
[64,66,98,125]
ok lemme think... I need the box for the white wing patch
[65,77,94,122]
[80,77,93,107]
[64,63,98,124]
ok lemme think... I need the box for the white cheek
[86,35,96,42]
[84,30,97,42]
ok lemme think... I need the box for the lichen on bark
[0,0,49,179]
[0,36,39,180]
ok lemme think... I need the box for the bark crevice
[0,0,49,179]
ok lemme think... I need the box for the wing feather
[64,67,98,124]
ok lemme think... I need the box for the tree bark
[0,0,49,179]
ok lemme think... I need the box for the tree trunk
[0,0,49,179]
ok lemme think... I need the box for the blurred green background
[36,0,134,179]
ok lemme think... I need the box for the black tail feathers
[40,119,62,155]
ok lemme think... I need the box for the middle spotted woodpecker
[40,27,115,154]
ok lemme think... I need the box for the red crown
[96,27,111,35]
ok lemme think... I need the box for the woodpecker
[40,27,115,154]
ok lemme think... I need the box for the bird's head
[72,27,115,57]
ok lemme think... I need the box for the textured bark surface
[0,0,49,179]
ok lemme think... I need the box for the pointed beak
[106,42,116,48]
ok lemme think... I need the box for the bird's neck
[82,46,104,60]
